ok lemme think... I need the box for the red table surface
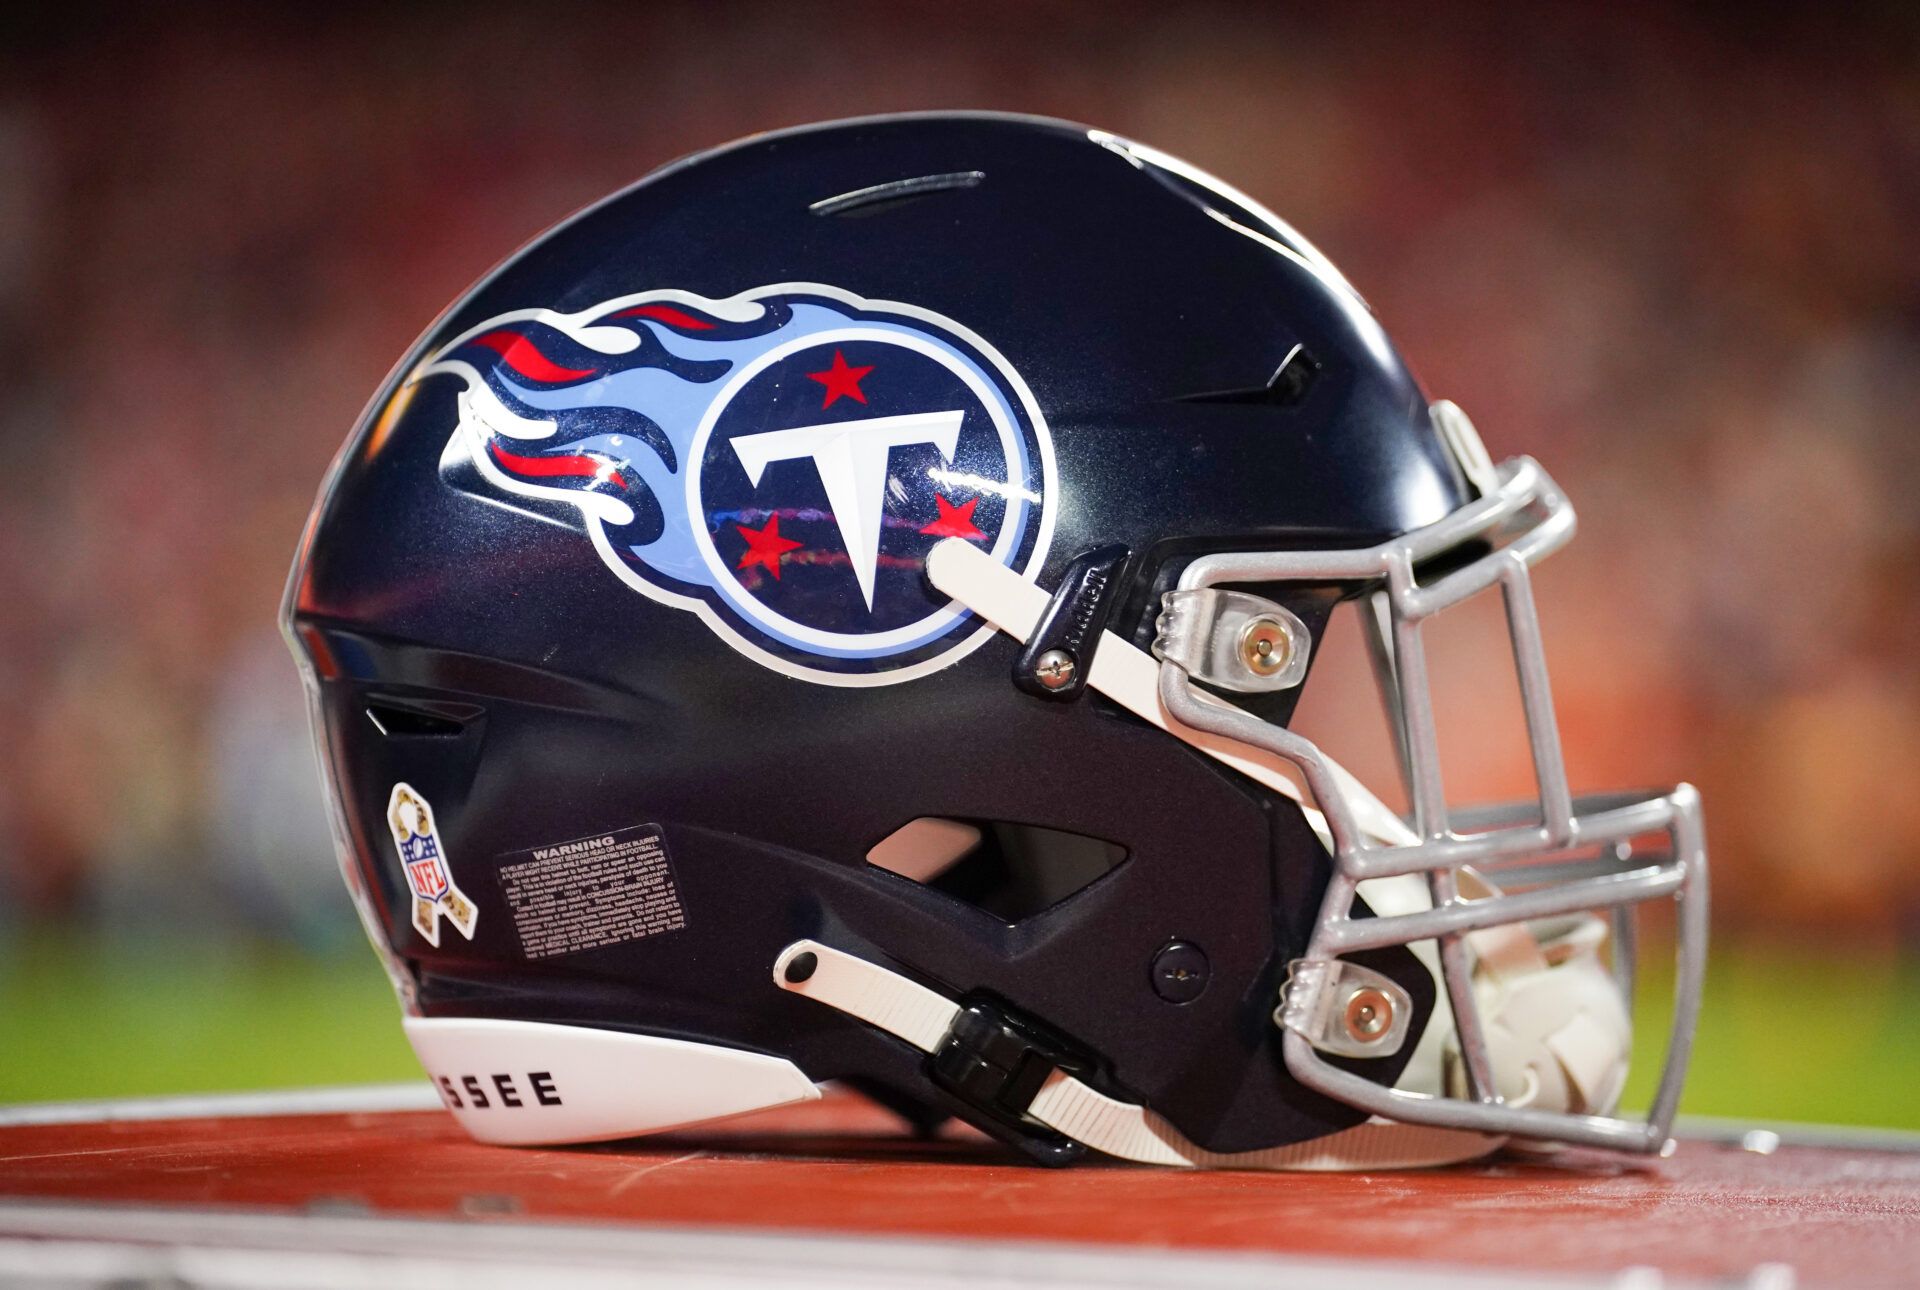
[3,1091,1917,1286]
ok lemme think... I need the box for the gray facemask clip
[1154,588,1311,693]
[1278,958,1414,1059]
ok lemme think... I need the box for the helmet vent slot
[810,170,985,219]
[365,698,478,738]
[867,816,1128,923]
[1177,343,1320,407]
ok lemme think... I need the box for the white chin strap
[775,940,1502,1171]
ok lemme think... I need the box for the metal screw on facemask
[1239,617,1293,677]
[1034,649,1076,690]
[1343,986,1394,1044]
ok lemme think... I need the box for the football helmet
[286,113,1706,1169]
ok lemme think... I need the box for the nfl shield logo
[405,852,449,901]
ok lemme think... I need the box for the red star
[919,494,987,541]
[807,349,873,408]
[735,514,803,579]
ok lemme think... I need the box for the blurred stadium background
[1,2,1916,1127]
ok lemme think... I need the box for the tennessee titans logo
[418,285,1055,684]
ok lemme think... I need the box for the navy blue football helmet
[286,113,1706,1169]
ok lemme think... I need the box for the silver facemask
[1148,401,1707,1154]
[917,399,1707,1161]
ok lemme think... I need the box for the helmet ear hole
[866,817,1128,923]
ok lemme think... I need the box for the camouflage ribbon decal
[386,783,478,946]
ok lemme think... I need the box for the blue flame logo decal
[419,285,1056,684]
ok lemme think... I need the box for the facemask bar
[1156,455,1708,1153]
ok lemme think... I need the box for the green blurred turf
[3,930,1916,1129]
[0,932,419,1100]
[1624,942,1920,1128]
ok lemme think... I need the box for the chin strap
[775,939,1504,1171]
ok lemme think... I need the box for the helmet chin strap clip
[927,1001,1094,1165]
[773,939,1504,1171]
[1010,543,1130,701]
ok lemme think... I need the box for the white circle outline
[685,325,1026,652]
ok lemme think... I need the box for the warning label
[497,825,687,960]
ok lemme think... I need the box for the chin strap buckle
[929,1001,1093,1129]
